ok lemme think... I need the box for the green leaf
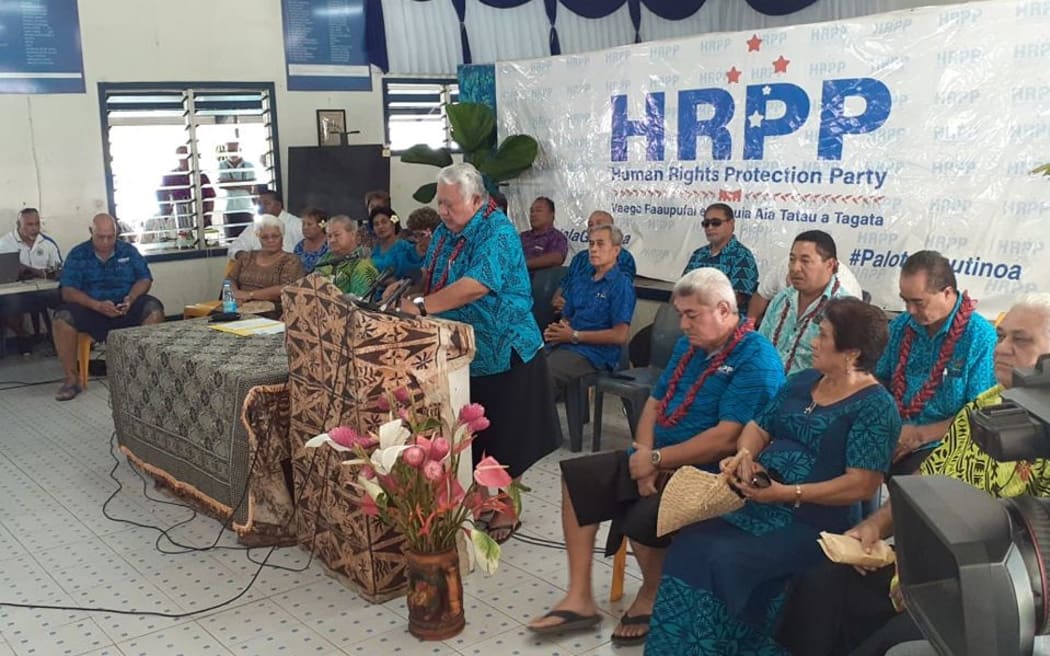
[507,484,523,518]
[477,135,538,182]
[413,183,437,204]
[447,103,497,153]
[1032,163,1050,176]
[401,144,453,168]
[470,528,501,574]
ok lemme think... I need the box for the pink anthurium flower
[474,455,512,489]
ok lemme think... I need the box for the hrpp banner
[496,0,1050,314]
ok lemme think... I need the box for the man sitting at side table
[52,214,163,401]
[0,207,63,355]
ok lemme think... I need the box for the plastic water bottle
[222,280,237,313]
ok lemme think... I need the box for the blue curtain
[641,0,705,21]
[450,0,473,63]
[545,0,560,55]
[745,0,819,16]
[558,0,626,19]
[365,0,389,72]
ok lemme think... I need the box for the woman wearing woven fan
[644,297,901,656]
[873,250,997,474]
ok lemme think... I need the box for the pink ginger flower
[402,446,426,468]
[458,403,486,425]
[423,460,444,482]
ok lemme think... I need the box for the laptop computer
[0,252,21,284]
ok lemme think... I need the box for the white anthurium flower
[302,433,353,452]
[303,433,331,448]
[470,528,501,575]
[371,444,410,475]
[358,476,385,502]
[378,418,410,449]
[341,459,368,467]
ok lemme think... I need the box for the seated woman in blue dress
[645,297,901,656]
[369,205,422,282]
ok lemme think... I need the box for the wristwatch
[412,296,428,316]
[570,330,580,344]
[650,449,662,467]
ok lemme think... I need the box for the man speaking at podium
[398,163,560,544]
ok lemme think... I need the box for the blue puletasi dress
[645,369,901,656]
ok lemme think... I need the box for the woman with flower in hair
[293,207,329,273]
[873,250,997,474]
[369,205,423,281]
[645,297,901,655]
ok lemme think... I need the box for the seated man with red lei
[525,267,785,646]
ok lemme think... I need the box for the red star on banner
[773,55,790,73]
[726,66,742,83]
[746,34,762,52]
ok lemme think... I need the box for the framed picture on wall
[317,109,347,146]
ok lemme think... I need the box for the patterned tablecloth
[108,318,288,524]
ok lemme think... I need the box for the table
[107,318,288,526]
[0,279,59,296]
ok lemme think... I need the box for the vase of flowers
[305,388,522,640]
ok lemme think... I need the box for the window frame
[382,76,460,156]
[97,81,282,262]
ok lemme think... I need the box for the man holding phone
[51,214,164,401]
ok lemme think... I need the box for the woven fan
[817,531,895,568]
[656,467,744,537]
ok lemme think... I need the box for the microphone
[361,267,395,302]
[378,278,413,314]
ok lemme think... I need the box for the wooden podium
[238,274,474,601]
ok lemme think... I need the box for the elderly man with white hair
[226,214,304,307]
[527,267,785,645]
[778,293,1050,656]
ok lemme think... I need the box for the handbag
[656,467,745,537]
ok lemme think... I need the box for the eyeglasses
[701,219,728,228]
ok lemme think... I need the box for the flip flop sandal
[487,520,522,545]
[474,509,497,531]
[55,383,82,402]
[527,609,602,635]
[610,613,652,646]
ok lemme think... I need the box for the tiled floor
[0,351,644,655]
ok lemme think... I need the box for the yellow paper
[208,317,285,337]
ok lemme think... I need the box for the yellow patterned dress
[920,385,1050,496]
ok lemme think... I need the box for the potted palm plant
[401,102,538,202]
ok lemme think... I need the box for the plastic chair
[530,266,568,332]
[591,303,682,451]
[563,348,630,452]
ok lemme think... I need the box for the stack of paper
[208,317,285,337]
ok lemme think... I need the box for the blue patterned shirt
[294,240,329,274]
[561,248,636,300]
[758,275,854,375]
[560,265,635,371]
[683,237,759,305]
[875,293,997,428]
[60,240,152,303]
[424,207,542,377]
[372,239,423,281]
[650,331,785,457]
[723,369,901,536]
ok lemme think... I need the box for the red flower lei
[890,292,975,420]
[422,198,499,294]
[769,277,841,373]
[656,319,753,428]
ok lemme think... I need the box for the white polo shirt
[0,230,63,270]
[226,210,303,259]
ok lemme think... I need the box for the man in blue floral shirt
[683,203,759,310]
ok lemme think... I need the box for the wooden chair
[610,538,628,601]
[76,332,92,389]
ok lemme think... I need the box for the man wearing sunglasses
[683,203,759,312]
